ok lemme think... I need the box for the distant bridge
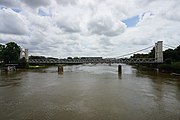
[28,41,164,64]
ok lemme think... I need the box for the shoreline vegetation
[158,62,180,74]
[133,62,180,75]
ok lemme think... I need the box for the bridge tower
[155,41,163,63]
[20,48,29,62]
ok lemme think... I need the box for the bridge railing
[28,58,161,64]
[117,58,157,63]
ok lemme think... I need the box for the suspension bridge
[27,41,169,64]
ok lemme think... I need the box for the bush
[164,58,172,64]
[158,63,180,73]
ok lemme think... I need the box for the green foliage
[163,49,175,61]
[163,45,180,62]
[67,57,73,59]
[3,42,21,63]
[158,63,180,73]
[148,47,155,58]
[174,45,180,60]
[29,55,46,59]
[0,42,21,63]
[0,44,5,60]
[164,58,172,64]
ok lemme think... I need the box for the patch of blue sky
[38,9,51,16]
[122,15,140,27]
[0,5,21,13]
[12,8,21,13]
[0,5,5,9]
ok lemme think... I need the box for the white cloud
[0,0,180,58]
[56,13,81,33]
[88,15,126,36]
[0,8,29,35]
[164,4,180,21]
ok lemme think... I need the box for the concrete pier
[118,65,122,79]
[118,65,122,74]
[58,65,63,74]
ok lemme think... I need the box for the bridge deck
[28,58,162,64]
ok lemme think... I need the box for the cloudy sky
[0,0,180,58]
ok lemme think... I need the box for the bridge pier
[58,65,63,74]
[118,65,122,79]
[118,65,122,74]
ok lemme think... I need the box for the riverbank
[158,62,180,74]
[133,62,180,75]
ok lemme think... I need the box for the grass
[28,65,48,69]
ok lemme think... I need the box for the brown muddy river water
[0,64,180,120]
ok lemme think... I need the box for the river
[0,64,180,120]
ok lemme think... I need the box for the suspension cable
[163,45,172,49]
[116,45,154,58]
[163,44,176,49]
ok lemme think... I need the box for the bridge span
[28,58,160,64]
[28,41,164,64]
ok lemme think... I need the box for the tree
[29,55,46,59]
[163,46,180,62]
[3,42,21,64]
[174,45,180,60]
[148,47,155,58]
[0,44,5,61]
[163,49,175,61]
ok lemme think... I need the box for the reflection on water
[0,71,23,87]
[0,64,180,120]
